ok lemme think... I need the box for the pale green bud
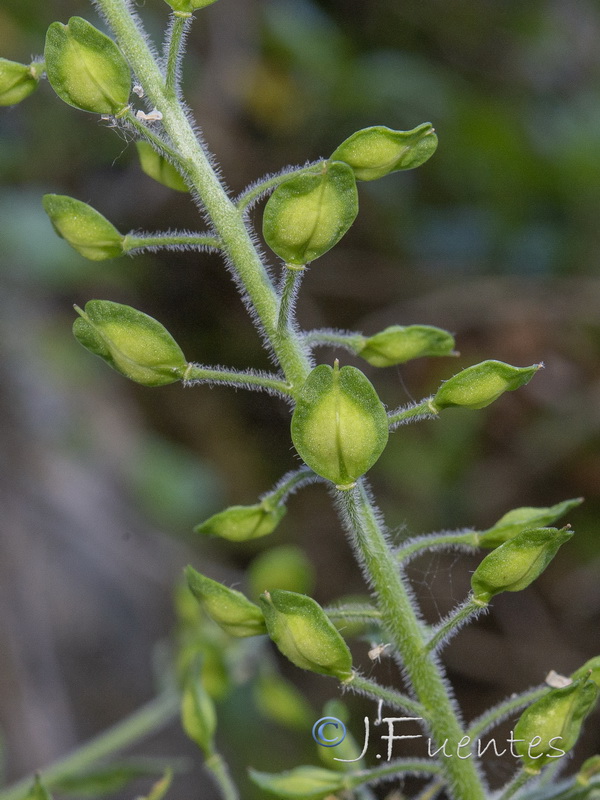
[432,360,540,411]
[0,59,41,106]
[253,671,314,731]
[181,672,217,756]
[572,656,600,689]
[260,589,353,680]
[478,497,583,548]
[249,545,315,601]
[136,142,188,193]
[185,566,266,637]
[471,527,573,605]
[291,361,389,489]
[73,301,187,387]
[45,17,131,115]
[263,161,358,266]
[249,766,344,800]
[164,0,219,13]
[194,502,286,542]
[43,194,124,261]
[331,122,438,181]
[357,324,455,367]
[514,679,599,773]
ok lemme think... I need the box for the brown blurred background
[1,0,600,797]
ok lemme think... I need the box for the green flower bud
[432,360,540,411]
[578,755,600,786]
[357,324,455,367]
[249,545,315,601]
[181,671,217,756]
[164,0,219,12]
[73,300,187,387]
[0,59,41,106]
[45,17,131,115]
[24,777,52,800]
[136,141,188,193]
[572,656,600,689]
[291,362,389,489]
[194,502,286,542]
[471,527,573,605]
[43,195,124,261]
[260,589,353,680]
[253,671,314,731]
[331,122,438,181]
[249,766,345,800]
[185,565,266,637]
[263,161,358,266]
[478,498,583,548]
[514,679,599,773]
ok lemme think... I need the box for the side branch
[183,364,293,397]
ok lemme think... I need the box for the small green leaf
[249,765,345,800]
[194,502,286,542]
[181,672,216,756]
[291,362,389,489]
[0,59,40,106]
[136,142,188,193]
[478,498,583,548]
[185,565,266,637]
[164,0,219,13]
[260,589,353,680]
[471,527,573,605]
[73,300,187,386]
[45,17,131,114]
[43,195,124,261]
[514,679,599,773]
[432,360,541,411]
[357,324,455,367]
[263,161,358,266]
[331,122,438,181]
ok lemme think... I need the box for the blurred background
[1,0,600,797]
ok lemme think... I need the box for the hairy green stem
[0,693,179,800]
[236,163,322,213]
[277,267,303,338]
[395,531,479,565]
[348,674,425,717]
[304,328,365,353]
[344,758,441,790]
[123,233,222,252]
[324,603,382,621]
[388,398,438,428]
[204,752,239,800]
[426,598,482,653]
[339,480,487,800]
[262,466,316,507]
[498,769,536,800]
[467,685,548,741]
[165,14,189,99]
[183,364,292,396]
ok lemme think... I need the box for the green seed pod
[263,161,358,266]
[164,0,219,13]
[181,672,217,756]
[432,360,540,411]
[45,17,131,115]
[194,502,286,542]
[260,589,353,680]
[357,324,455,367]
[186,565,266,637]
[249,766,344,800]
[43,195,124,261]
[136,141,188,193]
[248,545,315,601]
[0,59,41,106]
[291,362,389,489]
[478,497,583,548]
[572,656,600,689]
[514,679,599,773]
[578,755,600,786]
[471,527,573,605]
[331,122,438,181]
[253,670,314,731]
[73,300,187,387]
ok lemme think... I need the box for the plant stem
[338,480,487,800]
[183,364,293,397]
[95,0,313,390]
[164,14,190,99]
[395,531,479,565]
[236,163,322,213]
[388,398,438,428]
[344,758,440,791]
[498,769,536,800]
[204,752,239,800]
[467,686,548,740]
[124,110,186,167]
[426,598,483,653]
[414,777,446,800]
[0,693,179,800]
[304,328,365,354]
[276,267,304,338]
[324,603,382,622]
[123,233,222,252]
[348,674,425,717]
[262,466,317,507]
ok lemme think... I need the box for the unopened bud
[0,59,41,106]
[164,0,219,13]
[263,161,358,266]
[514,679,598,773]
[186,565,266,637]
[250,766,344,799]
[181,670,217,756]
[478,497,582,548]
[43,194,124,260]
[331,122,438,181]
[572,656,600,689]
[357,324,455,367]
[291,362,389,489]
[253,671,313,730]
[249,545,315,600]
[73,300,187,386]
[260,589,353,680]
[45,17,131,114]
[432,360,540,411]
[471,527,573,605]
[136,141,188,192]
[194,502,286,542]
